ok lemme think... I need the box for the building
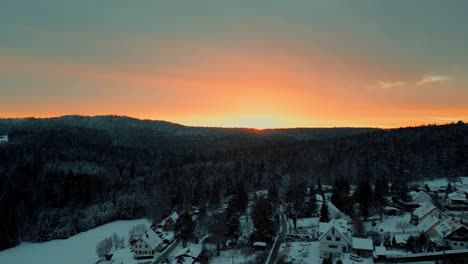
[383,206,400,216]
[412,191,434,205]
[351,237,374,257]
[411,203,447,225]
[435,218,468,250]
[131,229,164,259]
[0,135,8,143]
[319,220,351,258]
[157,211,179,231]
[174,244,202,264]
[447,191,467,205]
[417,215,441,239]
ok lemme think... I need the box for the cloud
[417,75,453,85]
[373,81,406,89]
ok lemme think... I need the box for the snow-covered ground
[209,249,258,264]
[364,212,418,235]
[0,218,151,264]
[412,176,468,189]
[279,241,374,264]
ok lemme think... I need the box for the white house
[131,229,164,259]
[411,203,447,225]
[412,191,434,205]
[435,218,468,250]
[0,135,8,143]
[319,220,351,258]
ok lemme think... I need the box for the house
[447,191,467,205]
[412,191,434,205]
[393,234,412,247]
[417,215,441,239]
[131,229,164,259]
[319,220,351,258]
[411,202,447,225]
[157,211,179,231]
[174,244,202,264]
[351,237,374,257]
[435,218,468,250]
[0,135,8,144]
[159,231,175,244]
[383,206,400,216]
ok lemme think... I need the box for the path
[265,207,287,264]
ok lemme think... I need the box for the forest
[0,116,467,250]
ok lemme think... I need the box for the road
[152,240,181,264]
[265,209,287,264]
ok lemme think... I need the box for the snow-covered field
[413,176,468,189]
[364,212,418,235]
[0,218,151,264]
[210,249,258,264]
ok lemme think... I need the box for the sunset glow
[1,1,467,128]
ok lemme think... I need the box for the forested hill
[0,116,467,251]
[0,115,377,151]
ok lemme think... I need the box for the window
[342,246,346,252]
[332,229,335,235]
[446,241,449,246]
[336,237,341,241]
[454,242,458,246]
[329,245,338,249]
[461,243,464,246]
[327,237,331,241]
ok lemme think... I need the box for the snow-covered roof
[161,231,174,241]
[394,234,411,244]
[374,246,387,256]
[174,244,202,259]
[417,215,441,233]
[318,219,350,244]
[448,191,467,201]
[409,191,419,200]
[253,241,267,247]
[141,229,163,250]
[351,237,373,251]
[435,218,464,238]
[383,206,399,212]
[412,191,433,203]
[412,203,438,218]
[159,211,179,226]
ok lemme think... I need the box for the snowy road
[265,210,287,264]
[152,240,181,264]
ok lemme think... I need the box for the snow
[253,242,267,247]
[209,249,258,264]
[0,218,151,264]
[280,242,374,264]
[434,217,463,237]
[416,176,468,190]
[413,203,437,218]
[417,215,440,233]
[364,212,419,234]
[351,237,373,251]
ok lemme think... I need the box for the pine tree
[176,212,194,247]
[251,198,275,242]
[319,201,330,222]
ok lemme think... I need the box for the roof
[159,211,179,226]
[318,219,350,244]
[374,246,387,256]
[383,206,399,212]
[413,191,433,203]
[435,218,464,238]
[412,203,439,218]
[174,244,202,259]
[141,229,163,250]
[352,237,374,251]
[253,241,267,247]
[394,234,411,244]
[161,231,175,241]
[417,215,441,233]
[448,191,467,201]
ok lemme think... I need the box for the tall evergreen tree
[319,201,330,222]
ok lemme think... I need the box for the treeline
[0,117,466,250]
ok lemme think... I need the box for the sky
[1,0,468,128]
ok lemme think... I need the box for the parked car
[349,254,362,262]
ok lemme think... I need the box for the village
[96,176,468,264]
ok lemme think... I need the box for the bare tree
[396,221,410,234]
[96,237,113,259]
[111,233,124,250]
[128,224,147,244]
